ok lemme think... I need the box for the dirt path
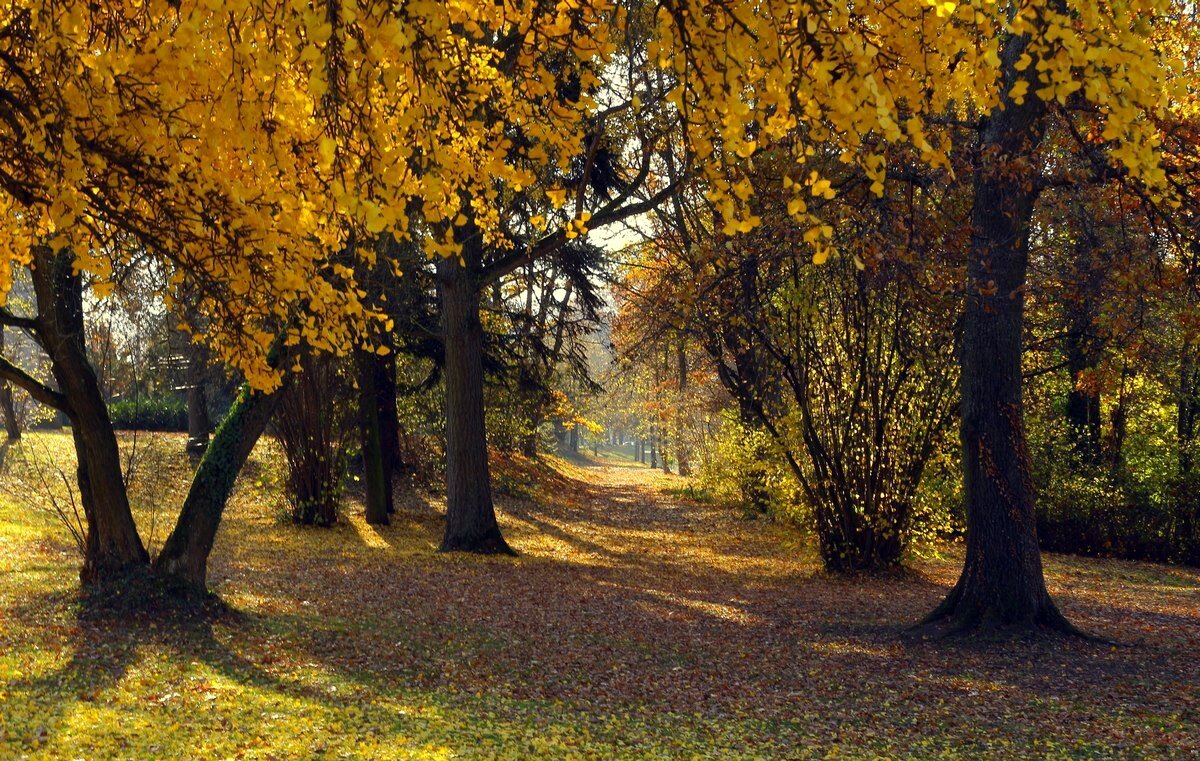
[212,451,1200,756]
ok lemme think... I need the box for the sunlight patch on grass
[348,512,393,549]
[0,433,1196,759]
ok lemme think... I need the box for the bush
[274,357,351,527]
[694,411,797,519]
[1036,463,1178,562]
[108,395,188,431]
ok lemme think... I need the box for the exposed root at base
[909,585,1108,643]
[437,532,518,556]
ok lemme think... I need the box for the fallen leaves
[0,433,1197,759]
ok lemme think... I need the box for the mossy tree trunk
[154,381,286,590]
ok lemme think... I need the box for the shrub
[694,411,797,519]
[108,395,188,431]
[274,357,351,527]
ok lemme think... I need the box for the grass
[0,433,1198,759]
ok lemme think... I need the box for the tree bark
[377,332,403,494]
[186,345,211,455]
[436,254,513,554]
[676,344,691,476]
[30,247,147,584]
[0,329,20,440]
[1177,330,1200,554]
[923,34,1077,634]
[1180,327,1200,477]
[660,428,672,474]
[358,347,393,525]
[522,405,541,457]
[154,380,286,590]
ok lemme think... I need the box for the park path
[213,449,1200,754]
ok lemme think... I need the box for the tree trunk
[0,329,20,441]
[377,332,403,495]
[522,406,541,457]
[676,344,690,476]
[1177,334,1200,554]
[1063,240,1103,464]
[1180,333,1200,476]
[660,428,671,474]
[186,346,211,455]
[436,255,513,554]
[154,381,286,590]
[923,35,1077,634]
[358,347,393,525]
[31,248,147,584]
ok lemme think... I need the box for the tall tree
[922,27,1071,632]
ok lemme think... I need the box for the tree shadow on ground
[6,443,1198,756]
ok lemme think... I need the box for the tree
[0,0,1188,607]
[275,354,350,526]
[0,328,20,441]
[0,0,632,586]
[921,28,1071,630]
[658,0,1185,631]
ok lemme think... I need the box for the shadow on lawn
[5,443,1198,755]
[0,590,425,751]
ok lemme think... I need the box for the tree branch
[0,307,37,331]
[0,355,67,411]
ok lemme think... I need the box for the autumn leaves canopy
[0,0,1188,379]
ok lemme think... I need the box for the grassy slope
[0,432,1197,760]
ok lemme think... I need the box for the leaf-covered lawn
[1,433,1197,759]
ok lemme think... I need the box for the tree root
[438,530,518,556]
[910,584,1111,643]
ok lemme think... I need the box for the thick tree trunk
[436,255,513,554]
[923,36,1077,634]
[154,381,285,590]
[358,348,393,525]
[0,329,20,441]
[31,248,147,584]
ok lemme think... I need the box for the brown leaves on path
[1,434,1198,759]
